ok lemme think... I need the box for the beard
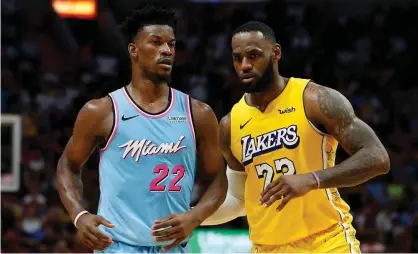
[144,68,172,84]
[244,59,274,94]
[155,72,172,84]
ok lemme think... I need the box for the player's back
[230,78,353,246]
[97,87,196,246]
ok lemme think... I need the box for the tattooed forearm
[315,118,390,188]
[307,83,390,188]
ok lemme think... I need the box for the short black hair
[120,5,177,43]
[232,21,276,43]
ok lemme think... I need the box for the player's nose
[240,57,253,71]
[160,43,173,56]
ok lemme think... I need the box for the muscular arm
[188,99,228,225]
[219,113,246,172]
[57,97,112,222]
[305,82,390,188]
[201,113,247,225]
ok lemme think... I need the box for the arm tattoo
[309,83,390,188]
[316,85,360,155]
[317,86,354,129]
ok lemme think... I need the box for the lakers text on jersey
[230,78,354,246]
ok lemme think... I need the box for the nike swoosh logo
[121,115,139,121]
[240,118,252,129]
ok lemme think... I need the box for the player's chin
[242,80,257,89]
[157,66,172,75]
[156,72,172,83]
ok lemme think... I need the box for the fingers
[261,187,289,207]
[260,179,281,197]
[152,217,179,231]
[276,194,293,212]
[96,215,115,228]
[161,238,184,251]
[83,232,111,251]
[154,232,183,243]
[89,226,113,243]
[259,181,285,205]
[77,215,114,251]
[82,237,96,250]
[154,214,175,224]
[152,226,179,237]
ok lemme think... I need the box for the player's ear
[128,43,138,58]
[272,44,282,62]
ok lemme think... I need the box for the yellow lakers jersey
[230,78,353,245]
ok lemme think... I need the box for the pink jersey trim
[97,151,103,211]
[186,95,197,153]
[122,88,175,119]
[100,93,119,152]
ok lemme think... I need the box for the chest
[236,105,308,142]
[232,108,312,165]
[112,108,195,162]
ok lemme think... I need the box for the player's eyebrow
[149,34,176,43]
[246,48,263,54]
[149,34,162,39]
[232,47,263,56]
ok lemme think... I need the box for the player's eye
[153,40,161,45]
[234,55,242,61]
[250,53,258,59]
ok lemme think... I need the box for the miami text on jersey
[241,125,300,165]
[119,136,187,163]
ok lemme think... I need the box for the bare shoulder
[219,112,231,147]
[304,82,355,127]
[64,96,113,162]
[80,96,112,118]
[190,98,218,138]
[190,98,216,121]
[74,96,113,136]
[219,113,231,153]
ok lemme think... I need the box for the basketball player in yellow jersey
[201,21,390,253]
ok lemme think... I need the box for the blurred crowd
[2,0,418,252]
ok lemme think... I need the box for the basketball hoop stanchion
[1,114,21,193]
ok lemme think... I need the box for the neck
[130,67,169,103]
[246,73,286,111]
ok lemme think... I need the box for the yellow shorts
[251,223,360,253]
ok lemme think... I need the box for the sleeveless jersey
[230,78,352,245]
[97,87,196,246]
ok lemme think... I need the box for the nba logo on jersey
[97,87,197,247]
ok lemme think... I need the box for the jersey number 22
[150,164,185,192]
